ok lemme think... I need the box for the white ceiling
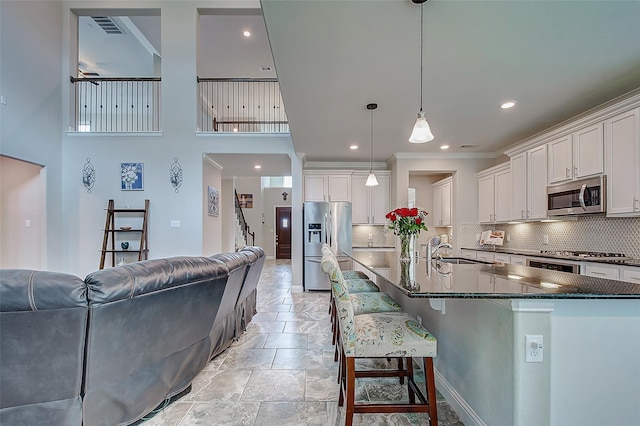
[77,1,640,171]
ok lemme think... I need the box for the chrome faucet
[426,235,453,276]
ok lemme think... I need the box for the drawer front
[460,249,477,260]
[622,268,640,285]
[476,252,495,262]
[493,254,511,264]
[510,255,527,266]
[584,264,620,281]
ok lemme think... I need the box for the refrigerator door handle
[327,210,333,248]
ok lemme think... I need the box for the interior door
[275,207,292,259]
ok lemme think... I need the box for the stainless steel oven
[547,176,606,216]
[526,259,580,274]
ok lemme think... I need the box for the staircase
[235,191,255,250]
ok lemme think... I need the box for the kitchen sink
[437,257,492,265]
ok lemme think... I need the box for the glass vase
[399,234,413,263]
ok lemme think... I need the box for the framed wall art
[121,163,144,191]
[238,193,253,208]
[208,186,219,216]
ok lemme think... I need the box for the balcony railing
[197,78,289,133]
[70,76,161,132]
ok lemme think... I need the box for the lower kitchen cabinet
[621,268,640,285]
[583,263,620,281]
[510,255,527,266]
[460,249,477,260]
[475,252,495,262]
[493,253,511,264]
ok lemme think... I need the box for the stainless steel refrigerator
[303,201,353,290]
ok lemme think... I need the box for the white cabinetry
[303,172,351,202]
[622,268,640,285]
[475,252,495,262]
[478,163,511,223]
[510,255,526,266]
[605,107,640,216]
[511,144,548,220]
[460,249,477,260]
[547,124,604,184]
[433,177,452,227]
[493,253,511,264]
[583,263,620,281]
[352,172,390,224]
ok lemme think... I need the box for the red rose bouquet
[385,207,429,237]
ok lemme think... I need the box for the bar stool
[332,273,438,426]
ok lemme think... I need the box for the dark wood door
[275,207,292,259]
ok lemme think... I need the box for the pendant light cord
[369,108,374,172]
[419,2,424,113]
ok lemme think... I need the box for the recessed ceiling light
[243,30,251,37]
[440,145,449,150]
[254,165,261,169]
[501,101,517,109]
[350,145,358,150]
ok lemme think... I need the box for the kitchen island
[347,250,640,426]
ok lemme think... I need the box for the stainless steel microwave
[547,176,606,216]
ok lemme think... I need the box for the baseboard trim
[435,368,486,426]
[291,285,304,293]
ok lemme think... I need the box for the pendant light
[365,103,379,187]
[409,0,435,143]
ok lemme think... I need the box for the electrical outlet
[506,234,511,242]
[543,235,549,245]
[170,220,180,228]
[525,335,543,363]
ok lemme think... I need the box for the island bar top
[347,250,640,299]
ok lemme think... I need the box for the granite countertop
[461,247,640,268]
[348,250,640,299]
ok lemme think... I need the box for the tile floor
[143,259,464,426]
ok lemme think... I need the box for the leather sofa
[0,247,265,426]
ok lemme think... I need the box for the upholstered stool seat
[349,293,403,316]
[342,270,370,281]
[332,271,438,426]
[344,278,380,293]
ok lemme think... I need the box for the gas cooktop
[539,250,629,260]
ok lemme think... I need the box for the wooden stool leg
[345,357,356,426]
[407,357,415,404]
[397,357,405,385]
[424,357,438,425]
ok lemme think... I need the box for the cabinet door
[547,134,573,183]
[622,268,640,285]
[478,174,496,223]
[433,185,443,226]
[440,180,452,226]
[304,175,326,201]
[511,152,527,221]
[370,174,390,224]
[605,108,640,215]
[584,264,619,281]
[494,168,512,222]
[573,123,604,178]
[327,175,351,202]
[351,175,369,224]
[528,145,548,219]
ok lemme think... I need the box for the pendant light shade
[409,0,434,143]
[365,103,379,187]
[409,110,434,143]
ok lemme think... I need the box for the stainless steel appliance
[303,201,352,290]
[526,258,580,273]
[547,176,606,216]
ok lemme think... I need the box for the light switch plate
[170,220,180,228]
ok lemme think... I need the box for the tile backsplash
[458,216,640,259]
[352,224,395,247]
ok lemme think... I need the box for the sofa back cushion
[0,269,87,426]
[82,256,228,426]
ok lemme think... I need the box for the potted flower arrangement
[385,207,428,261]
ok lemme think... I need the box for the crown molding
[504,87,640,157]
[393,152,500,160]
[202,154,223,170]
[302,161,388,170]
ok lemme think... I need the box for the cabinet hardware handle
[574,166,578,177]
[566,167,570,178]
[521,209,525,219]
[590,271,606,276]
[634,198,639,211]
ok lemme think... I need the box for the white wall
[0,156,47,269]
[0,1,65,270]
[0,0,295,275]
[202,157,222,256]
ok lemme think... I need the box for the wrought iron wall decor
[82,157,96,193]
[169,157,183,192]
[282,191,288,201]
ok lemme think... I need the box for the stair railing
[235,191,255,247]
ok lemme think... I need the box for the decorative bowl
[120,226,132,231]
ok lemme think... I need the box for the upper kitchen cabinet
[511,144,548,221]
[303,172,351,202]
[547,123,604,184]
[352,172,390,225]
[605,107,640,216]
[478,163,511,224]
[433,177,452,227]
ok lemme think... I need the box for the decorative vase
[125,181,133,190]
[399,234,413,263]
[121,241,129,251]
